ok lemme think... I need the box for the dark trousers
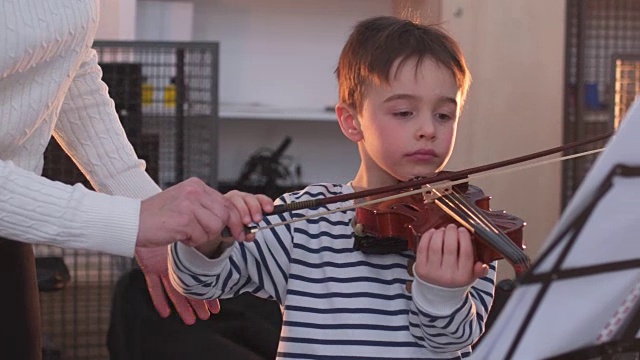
[0,238,42,360]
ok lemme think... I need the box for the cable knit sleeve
[0,159,141,257]
[53,47,161,200]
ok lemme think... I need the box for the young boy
[169,16,494,359]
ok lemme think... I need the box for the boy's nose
[415,118,436,140]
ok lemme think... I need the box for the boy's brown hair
[336,16,471,112]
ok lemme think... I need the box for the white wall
[188,0,395,183]
[136,1,194,41]
[95,0,137,40]
[191,0,393,109]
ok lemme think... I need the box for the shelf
[218,103,337,122]
[137,103,338,121]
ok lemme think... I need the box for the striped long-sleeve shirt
[169,183,496,359]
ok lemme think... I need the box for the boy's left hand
[414,224,489,288]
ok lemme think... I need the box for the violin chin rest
[353,234,408,254]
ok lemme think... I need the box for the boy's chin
[396,172,439,182]
[405,166,446,180]
[411,170,442,179]
[386,166,442,183]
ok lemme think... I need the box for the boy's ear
[335,103,363,142]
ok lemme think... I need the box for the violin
[352,174,530,276]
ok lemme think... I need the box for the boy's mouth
[405,148,438,160]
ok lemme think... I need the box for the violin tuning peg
[405,280,413,293]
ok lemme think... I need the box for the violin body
[353,181,526,265]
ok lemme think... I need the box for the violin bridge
[420,184,453,202]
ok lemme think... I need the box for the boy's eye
[394,111,414,118]
[435,113,453,121]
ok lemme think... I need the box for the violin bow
[224,131,613,236]
[270,131,613,213]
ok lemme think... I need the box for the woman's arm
[0,159,140,256]
[53,47,161,200]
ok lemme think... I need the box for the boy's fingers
[457,227,475,267]
[428,228,445,266]
[243,196,264,223]
[227,196,252,224]
[258,195,275,213]
[441,224,459,268]
[417,229,435,262]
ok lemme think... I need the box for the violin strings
[448,190,528,264]
[433,189,529,266]
[433,189,508,252]
[447,191,504,240]
[447,190,529,265]
[435,193,522,264]
[430,188,480,231]
[249,147,604,233]
[430,186,499,238]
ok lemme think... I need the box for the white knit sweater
[0,0,161,257]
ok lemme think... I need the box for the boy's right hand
[223,190,274,242]
[193,190,274,258]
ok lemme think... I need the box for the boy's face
[344,57,461,185]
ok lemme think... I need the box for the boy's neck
[351,166,443,192]
[350,167,400,192]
